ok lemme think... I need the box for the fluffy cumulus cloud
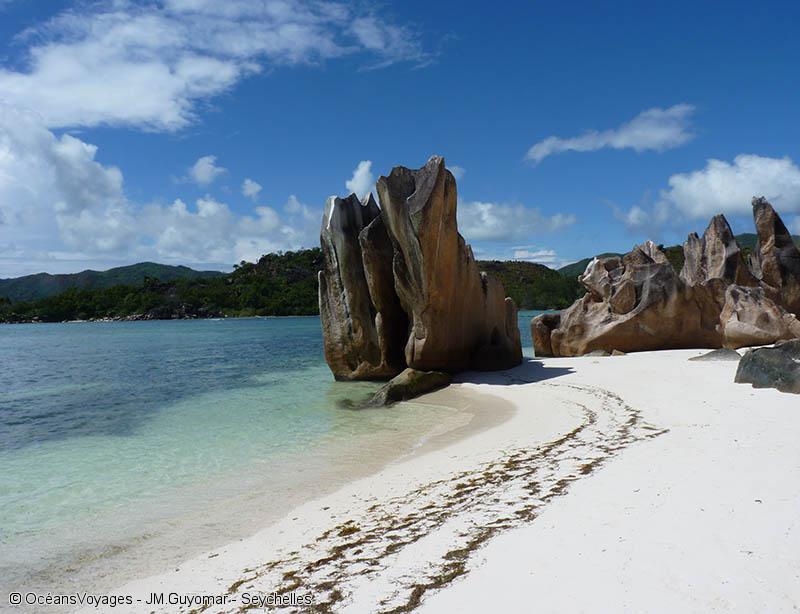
[0,106,318,275]
[189,155,226,185]
[457,200,576,242]
[345,160,374,199]
[526,104,695,164]
[510,247,559,265]
[241,178,262,200]
[0,0,430,131]
[617,154,800,234]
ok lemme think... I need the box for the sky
[1,0,799,277]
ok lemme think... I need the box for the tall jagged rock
[534,202,800,357]
[319,156,522,381]
[318,194,404,380]
[751,197,800,314]
[680,215,757,288]
[377,156,521,372]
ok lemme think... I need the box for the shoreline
[8,378,514,611]
[72,349,800,613]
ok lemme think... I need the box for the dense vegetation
[0,251,323,323]
[0,249,580,323]
[4,231,798,323]
[0,262,223,302]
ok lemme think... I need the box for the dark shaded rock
[319,194,401,380]
[532,311,561,357]
[751,197,800,315]
[368,368,452,406]
[688,348,742,362]
[376,156,521,372]
[735,340,800,394]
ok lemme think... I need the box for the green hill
[0,262,224,302]
[477,260,582,309]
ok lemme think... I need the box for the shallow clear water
[0,313,544,591]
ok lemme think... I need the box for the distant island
[2,230,798,324]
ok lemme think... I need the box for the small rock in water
[734,339,800,394]
[369,368,452,406]
[689,348,742,362]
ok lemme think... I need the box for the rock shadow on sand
[453,358,574,387]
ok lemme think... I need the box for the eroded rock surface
[320,156,522,383]
[533,198,800,357]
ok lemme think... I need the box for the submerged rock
[735,340,800,394]
[688,348,742,362]
[533,198,800,356]
[368,368,452,406]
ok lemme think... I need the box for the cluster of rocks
[319,156,522,402]
[533,197,800,357]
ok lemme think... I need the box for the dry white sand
[79,349,800,614]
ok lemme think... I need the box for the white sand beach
[83,349,800,613]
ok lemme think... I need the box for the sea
[0,312,540,595]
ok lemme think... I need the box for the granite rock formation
[319,194,405,380]
[320,156,522,381]
[735,339,800,394]
[534,198,800,356]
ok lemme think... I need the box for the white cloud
[241,178,262,200]
[526,104,695,164]
[448,165,465,181]
[511,248,558,264]
[0,1,429,131]
[0,108,319,276]
[617,154,800,233]
[345,160,374,199]
[189,155,226,185]
[457,200,576,242]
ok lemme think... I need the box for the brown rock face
[751,197,800,314]
[533,199,800,357]
[320,156,522,380]
[318,194,404,380]
[377,156,521,372]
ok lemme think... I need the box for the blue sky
[1,0,799,276]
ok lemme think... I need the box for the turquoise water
[0,312,542,592]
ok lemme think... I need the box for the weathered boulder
[319,194,403,380]
[688,348,741,362]
[545,242,722,356]
[376,156,522,372]
[319,156,522,386]
[534,200,800,357]
[735,339,800,394]
[532,311,561,357]
[719,285,800,348]
[368,368,452,406]
[751,197,800,315]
